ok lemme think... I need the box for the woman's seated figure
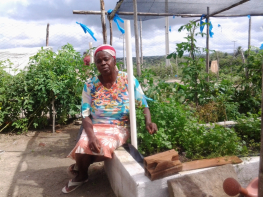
[62,44,157,193]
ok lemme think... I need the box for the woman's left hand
[146,122,158,135]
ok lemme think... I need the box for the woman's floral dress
[68,71,148,159]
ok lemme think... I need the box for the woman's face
[95,51,116,75]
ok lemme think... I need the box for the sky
[0,0,263,62]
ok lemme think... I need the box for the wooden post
[51,91,56,133]
[259,58,263,197]
[248,16,251,52]
[206,7,210,82]
[140,19,143,65]
[100,0,107,44]
[109,20,113,45]
[46,23,49,46]
[133,0,141,76]
[165,0,170,68]
[216,51,219,81]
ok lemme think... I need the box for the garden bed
[104,147,259,197]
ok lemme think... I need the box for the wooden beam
[133,0,141,76]
[194,0,249,22]
[182,14,263,18]
[46,23,49,46]
[206,7,209,82]
[108,0,124,20]
[73,10,262,18]
[100,0,107,44]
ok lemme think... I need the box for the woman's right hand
[88,134,101,153]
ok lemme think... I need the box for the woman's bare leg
[73,153,92,182]
[73,154,109,182]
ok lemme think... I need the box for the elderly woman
[62,44,157,193]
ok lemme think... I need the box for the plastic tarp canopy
[117,0,263,21]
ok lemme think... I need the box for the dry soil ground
[0,125,116,197]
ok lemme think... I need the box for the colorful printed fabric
[68,71,148,159]
[81,71,148,126]
[68,124,129,159]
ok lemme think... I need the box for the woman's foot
[62,174,88,194]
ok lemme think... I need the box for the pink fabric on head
[94,44,116,59]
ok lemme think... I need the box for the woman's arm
[143,107,158,134]
[82,116,101,153]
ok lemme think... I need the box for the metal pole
[124,20,137,149]
[133,0,141,76]
[206,7,210,82]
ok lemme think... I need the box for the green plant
[0,44,87,132]
[136,100,246,159]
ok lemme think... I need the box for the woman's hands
[144,107,158,135]
[83,116,101,153]
[146,122,158,134]
[88,134,101,153]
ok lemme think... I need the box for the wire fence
[0,15,263,74]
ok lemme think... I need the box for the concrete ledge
[104,147,259,197]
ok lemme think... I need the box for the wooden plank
[146,164,183,181]
[181,156,243,171]
[144,149,179,169]
[147,160,181,173]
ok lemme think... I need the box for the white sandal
[62,179,88,193]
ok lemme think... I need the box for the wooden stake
[248,16,251,53]
[139,19,143,65]
[206,7,210,82]
[259,58,263,197]
[100,0,107,44]
[133,0,141,76]
[46,23,49,46]
[51,91,56,133]
[109,20,113,45]
[216,51,219,81]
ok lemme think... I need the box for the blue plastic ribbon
[144,95,154,101]
[218,24,221,27]
[169,26,171,32]
[260,44,263,50]
[107,9,125,34]
[247,15,251,19]
[200,14,214,38]
[76,22,97,41]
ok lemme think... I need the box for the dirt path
[0,125,116,197]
